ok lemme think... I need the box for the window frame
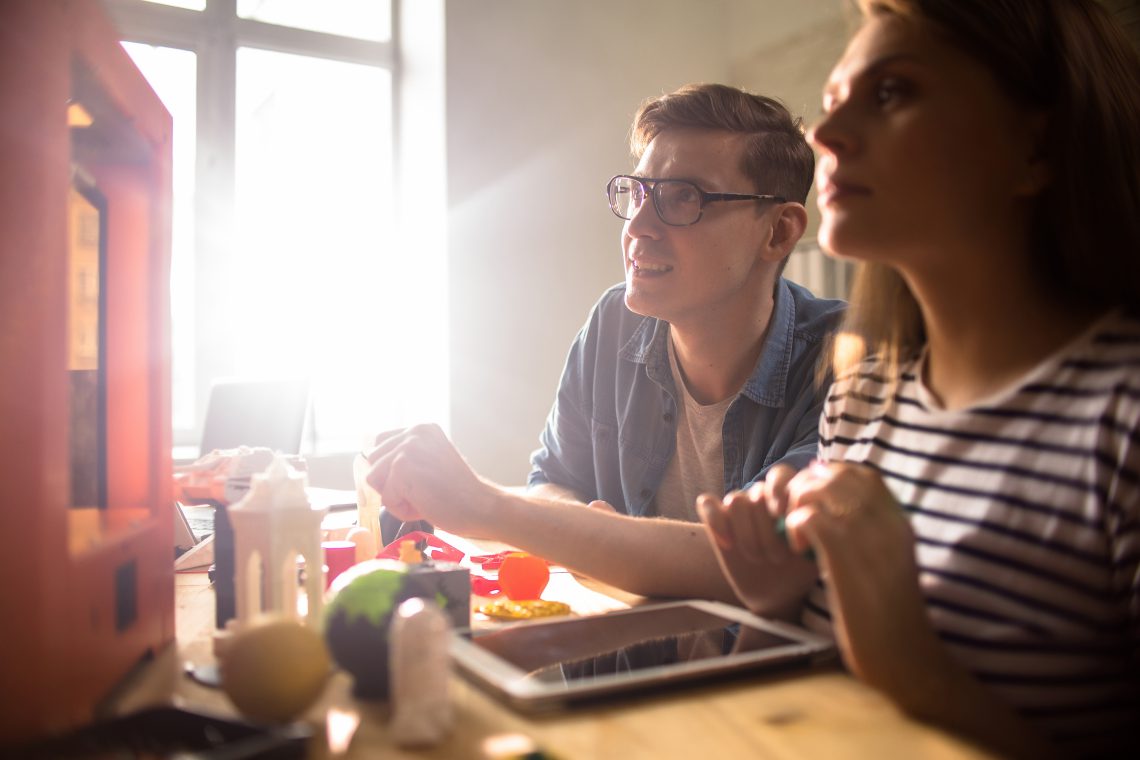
[105,0,400,451]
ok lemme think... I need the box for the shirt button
[663,412,673,423]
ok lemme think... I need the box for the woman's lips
[818,180,871,205]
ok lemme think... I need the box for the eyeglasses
[605,174,785,227]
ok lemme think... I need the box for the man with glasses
[366,84,843,609]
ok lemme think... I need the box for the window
[109,0,446,453]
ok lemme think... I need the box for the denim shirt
[528,278,846,517]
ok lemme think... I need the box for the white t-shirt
[652,335,736,521]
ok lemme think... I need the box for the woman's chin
[819,222,877,264]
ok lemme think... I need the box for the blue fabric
[528,278,846,517]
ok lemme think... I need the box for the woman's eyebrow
[825,51,925,99]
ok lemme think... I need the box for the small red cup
[323,540,357,589]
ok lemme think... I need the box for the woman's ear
[762,202,808,262]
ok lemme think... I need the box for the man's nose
[625,191,664,237]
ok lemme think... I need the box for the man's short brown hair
[630,83,814,204]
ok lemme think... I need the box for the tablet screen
[470,603,802,684]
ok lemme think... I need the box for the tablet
[450,599,835,712]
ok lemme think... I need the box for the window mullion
[233,17,393,66]
[103,0,205,49]
[192,3,237,438]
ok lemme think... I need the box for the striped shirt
[803,310,1140,757]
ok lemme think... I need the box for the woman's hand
[783,462,941,704]
[697,464,817,619]
[784,462,1057,757]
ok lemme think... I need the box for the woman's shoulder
[825,353,919,418]
[1081,308,1140,351]
[1054,308,1140,381]
[830,352,917,394]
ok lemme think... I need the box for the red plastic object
[322,540,357,589]
[468,554,505,570]
[498,553,550,600]
[470,551,553,571]
[376,531,465,564]
[470,576,502,597]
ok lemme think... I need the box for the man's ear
[761,202,808,263]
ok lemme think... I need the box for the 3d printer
[0,0,174,743]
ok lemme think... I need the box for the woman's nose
[808,105,854,156]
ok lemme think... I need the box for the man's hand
[365,424,498,538]
[696,464,817,618]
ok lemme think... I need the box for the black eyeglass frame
[605,174,787,227]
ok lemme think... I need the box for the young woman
[698,1,1140,757]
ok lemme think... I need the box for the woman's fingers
[784,463,909,575]
[697,493,733,551]
[763,463,797,519]
[719,489,763,562]
[697,486,792,565]
[729,485,788,564]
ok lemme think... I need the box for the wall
[444,0,844,484]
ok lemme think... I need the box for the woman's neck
[910,262,1100,410]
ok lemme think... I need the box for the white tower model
[229,455,328,626]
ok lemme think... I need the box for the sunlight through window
[114,1,441,455]
[235,48,396,449]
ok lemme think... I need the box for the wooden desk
[115,568,995,759]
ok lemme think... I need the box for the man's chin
[623,288,665,319]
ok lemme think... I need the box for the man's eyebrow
[633,174,711,186]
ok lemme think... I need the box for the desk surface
[120,558,996,759]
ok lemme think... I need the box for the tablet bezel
[450,599,835,712]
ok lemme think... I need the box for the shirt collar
[740,277,794,407]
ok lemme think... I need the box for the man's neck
[668,291,776,405]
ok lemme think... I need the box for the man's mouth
[630,259,673,274]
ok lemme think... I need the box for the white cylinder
[389,597,453,747]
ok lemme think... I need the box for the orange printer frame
[0,0,174,742]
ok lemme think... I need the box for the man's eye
[664,181,700,202]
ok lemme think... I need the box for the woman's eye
[874,77,909,106]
